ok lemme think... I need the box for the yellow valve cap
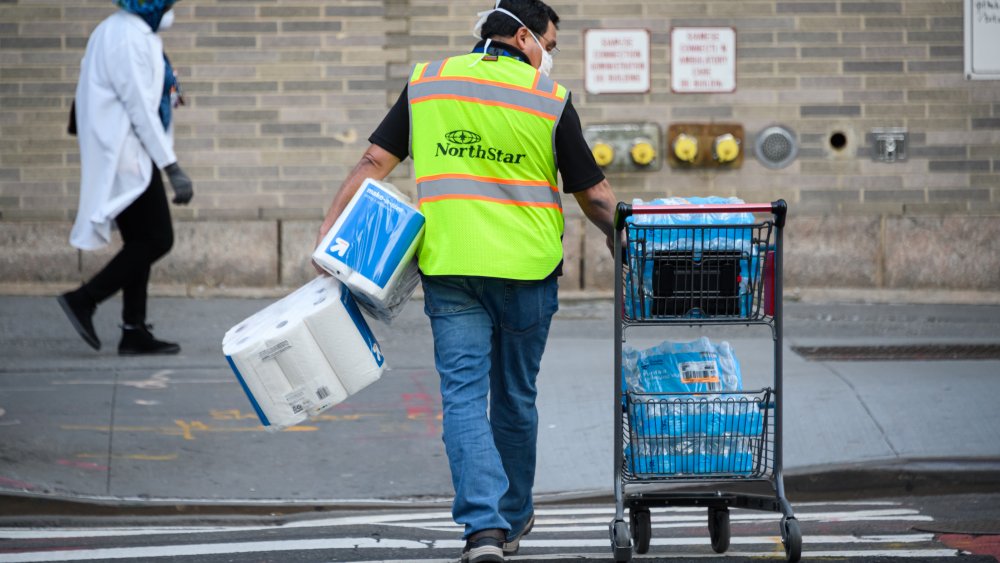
[592,142,614,167]
[714,133,740,163]
[673,134,698,163]
[630,141,656,166]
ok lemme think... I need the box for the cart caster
[708,506,731,554]
[781,517,802,562]
[609,518,632,562]
[629,507,652,554]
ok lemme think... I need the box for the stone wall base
[2,215,997,295]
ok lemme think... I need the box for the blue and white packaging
[622,337,743,394]
[622,337,761,476]
[312,178,425,322]
[222,276,386,430]
[626,196,756,319]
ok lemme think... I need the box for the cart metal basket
[609,200,801,562]
[626,390,773,479]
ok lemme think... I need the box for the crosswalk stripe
[386,508,930,532]
[0,536,961,563]
[0,538,430,563]
[0,501,916,539]
[0,504,931,540]
[0,509,930,540]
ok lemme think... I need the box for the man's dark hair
[481,0,559,40]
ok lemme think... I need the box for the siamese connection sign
[671,27,736,94]
[585,29,651,95]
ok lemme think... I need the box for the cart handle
[614,199,787,230]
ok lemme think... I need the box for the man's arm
[573,178,619,254]
[314,143,401,254]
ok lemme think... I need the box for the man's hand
[164,162,194,205]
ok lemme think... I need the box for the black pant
[81,163,174,325]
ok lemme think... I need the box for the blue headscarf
[115,0,180,130]
[115,0,176,32]
[160,54,180,130]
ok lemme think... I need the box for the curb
[782,457,1000,500]
[3,457,999,523]
[4,283,1000,306]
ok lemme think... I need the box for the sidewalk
[1,293,999,515]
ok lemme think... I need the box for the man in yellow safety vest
[315,1,617,560]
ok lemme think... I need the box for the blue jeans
[422,275,558,540]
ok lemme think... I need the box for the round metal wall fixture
[754,125,798,169]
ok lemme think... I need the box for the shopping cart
[608,199,801,562]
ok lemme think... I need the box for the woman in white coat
[59,0,194,356]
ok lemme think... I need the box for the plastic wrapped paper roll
[312,178,425,322]
[223,276,385,430]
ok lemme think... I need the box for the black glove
[164,162,194,205]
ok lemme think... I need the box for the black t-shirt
[368,42,605,194]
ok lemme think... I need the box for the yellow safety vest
[408,52,569,279]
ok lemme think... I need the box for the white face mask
[159,8,174,31]
[533,33,554,76]
[472,3,554,76]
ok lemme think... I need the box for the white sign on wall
[670,27,736,93]
[965,0,1000,79]
[584,29,650,95]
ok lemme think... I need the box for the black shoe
[57,291,100,350]
[461,528,505,563]
[118,324,180,356]
[502,512,534,556]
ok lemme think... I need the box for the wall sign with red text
[585,29,651,95]
[670,27,736,93]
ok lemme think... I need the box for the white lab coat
[70,10,176,251]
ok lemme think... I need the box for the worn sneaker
[461,528,505,563]
[118,324,181,356]
[502,512,534,556]
[57,290,100,350]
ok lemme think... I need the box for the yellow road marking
[75,453,179,461]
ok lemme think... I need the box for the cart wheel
[708,507,731,554]
[629,507,652,554]
[609,518,632,562]
[782,517,802,562]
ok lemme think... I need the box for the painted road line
[0,538,433,562]
[382,508,930,532]
[0,504,930,540]
[0,536,958,562]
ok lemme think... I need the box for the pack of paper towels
[312,178,425,322]
[223,276,385,430]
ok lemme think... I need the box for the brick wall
[1,0,998,294]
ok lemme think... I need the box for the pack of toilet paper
[222,276,385,430]
[312,178,425,323]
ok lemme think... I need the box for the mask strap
[472,0,503,39]
[469,1,503,68]
[468,38,493,68]
[470,3,539,68]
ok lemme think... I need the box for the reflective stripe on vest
[418,175,560,208]
[410,76,565,122]
[408,53,569,280]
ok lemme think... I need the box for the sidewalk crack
[820,362,900,457]
[105,369,120,496]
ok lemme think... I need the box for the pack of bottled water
[622,336,742,394]
[623,337,764,476]
[624,196,757,319]
[627,436,756,475]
